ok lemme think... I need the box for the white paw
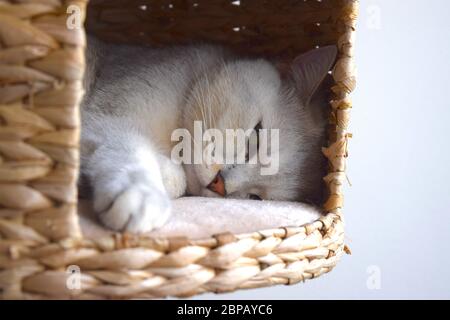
[94,183,171,233]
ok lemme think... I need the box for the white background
[197,0,450,299]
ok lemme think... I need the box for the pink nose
[207,172,226,197]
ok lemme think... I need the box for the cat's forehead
[223,60,281,90]
[208,62,284,109]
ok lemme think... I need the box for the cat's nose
[207,172,226,197]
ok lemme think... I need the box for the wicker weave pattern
[87,0,350,60]
[0,0,357,299]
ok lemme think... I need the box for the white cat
[80,37,337,233]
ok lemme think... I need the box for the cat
[80,36,337,233]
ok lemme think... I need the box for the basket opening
[76,0,343,238]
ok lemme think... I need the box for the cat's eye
[249,194,262,200]
[246,121,262,162]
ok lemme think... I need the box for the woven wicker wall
[0,0,358,299]
[87,0,345,60]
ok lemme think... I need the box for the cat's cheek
[159,160,187,199]
[183,165,202,196]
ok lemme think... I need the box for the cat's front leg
[83,134,171,233]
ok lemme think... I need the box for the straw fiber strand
[0,0,358,299]
[0,0,85,299]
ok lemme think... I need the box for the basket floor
[78,197,321,239]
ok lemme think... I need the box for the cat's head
[181,46,337,204]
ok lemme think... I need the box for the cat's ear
[291,45,337,105]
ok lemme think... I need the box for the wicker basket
[0,0,357,299]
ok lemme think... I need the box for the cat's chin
[185,185,224,198]
[184,168,224,198]
[200,188,224,198]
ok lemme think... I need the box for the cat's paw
[94,183,171,233]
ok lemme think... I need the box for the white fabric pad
[79,197,322,239]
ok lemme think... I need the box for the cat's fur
[80,37,337,233]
